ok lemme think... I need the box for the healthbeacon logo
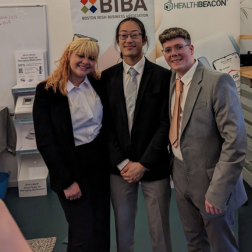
[164,0,227,11]
[164,0,173,11]
[81,0,98,14]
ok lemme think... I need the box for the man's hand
[205,199,223,214]
[121,162,147,183]
[64,182,82,200]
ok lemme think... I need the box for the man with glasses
[101,17,172,252]
[159,27,247,252]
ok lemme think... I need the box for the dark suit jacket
[101,58,171,181]
[33,76,103,193]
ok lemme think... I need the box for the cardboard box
[18,153,48,197]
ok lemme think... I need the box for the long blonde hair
[45,38,99,95]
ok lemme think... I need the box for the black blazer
[33,76,102,193]
[101,58,171,181]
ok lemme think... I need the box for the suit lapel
[133,59,152,122]
[180,63,204,137]
[88,75,100,96]
[116,63,129,126]
[169,71,176,121]
[52,90,75,146]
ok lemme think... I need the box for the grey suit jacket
[170,61,247,212]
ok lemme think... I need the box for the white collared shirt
[117,56,145,170]
[171,60,198,160]
[67,76,103,146]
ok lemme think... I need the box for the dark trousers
[57,135,110,252]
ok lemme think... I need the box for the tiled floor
[4,180,251,252]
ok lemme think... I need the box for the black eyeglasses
[118,33,142,40]
[72,34,98,42]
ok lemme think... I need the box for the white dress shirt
[117,56,145,171]
[67,76,103,146]
[171,60,198,160]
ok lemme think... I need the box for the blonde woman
[33,36,110,252]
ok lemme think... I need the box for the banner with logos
[155,0,240,93]
[69,0,155,71]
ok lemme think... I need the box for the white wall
[0,0,73,74]
[240,0,252,54]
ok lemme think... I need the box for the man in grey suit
[159,27,247,252]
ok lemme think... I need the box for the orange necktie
[169,79,183,147]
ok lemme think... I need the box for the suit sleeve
[100,72,128,168]
[33,84,75,193]
[205,73,247,211]
[139,70,170,169]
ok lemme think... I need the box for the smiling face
[69,51,96,86]
[117,20,147,65]
[162,37,195,77]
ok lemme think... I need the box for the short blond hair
[45,38,99,95]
